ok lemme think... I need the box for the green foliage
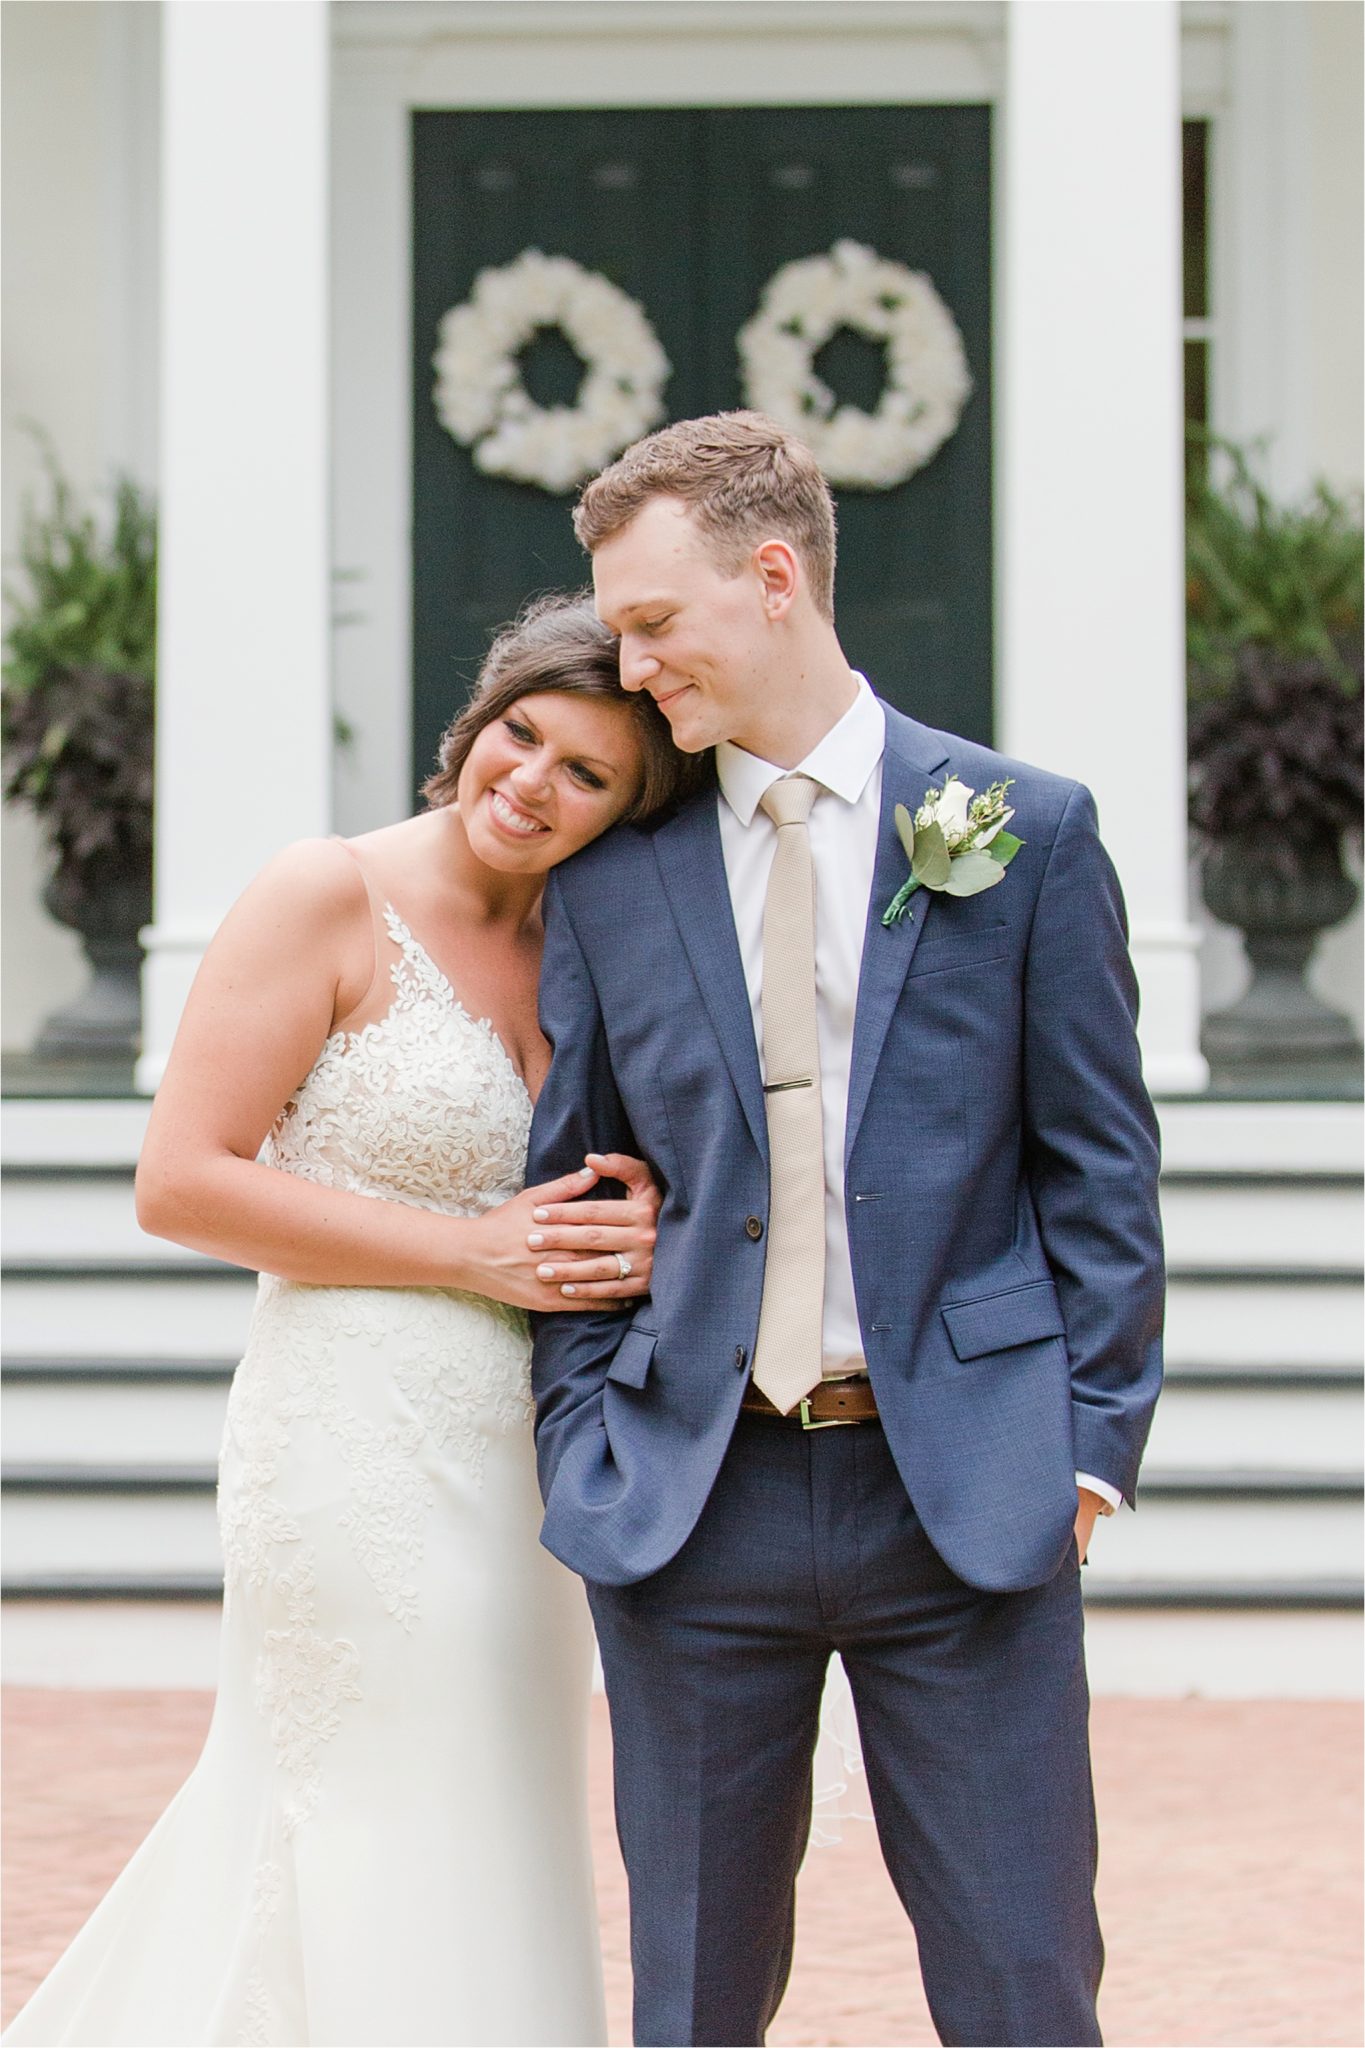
[1186,432,1363,697]
[940,849,1005,897]
[4,454,156,694]
[1188,646,1362,868]
[881,791,1025,926]
[1185,435,1364,865]
[910,820,951,889]
[2,448,156,872]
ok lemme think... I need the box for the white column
[138,0,330,1092]
[998,0,1207,1096]
[1217,1,1312,503]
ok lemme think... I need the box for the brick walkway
[3,1690,1360,2045]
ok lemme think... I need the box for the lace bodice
[264,904,533,1218]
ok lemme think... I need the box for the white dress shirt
[714,674,1121,1513]
[716,674,883,1372]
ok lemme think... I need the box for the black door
[411,105,991,795]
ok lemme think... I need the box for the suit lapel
[845,709,952,1160]
[653,785,768,1160]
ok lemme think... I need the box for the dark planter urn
[1200,835,1362,1080]
[34,849,152,1061]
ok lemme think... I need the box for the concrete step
[2,1590,1354,1699]
[1086,1475,1362,1588]
[3,1363,234,1466]
[1080,1607,1362,1699]
[1156,1099,1363,1176]
[6,1161,1360,1272]
[1158,1174,1363,1270]
[1164,1272,1362,1368]
[6,1357,1358,1476]
[5,1270,1357,1371]
[4,1463,1357,1597]
[2,1595,1356,1696]
[2,1471,223,1579]
[1149,1367,1363,1473]
[8,1097,1335,1176]
[1,1097,149,1169]
[0,1597,225,1689]
[1,1267,259,1358]
[2,1169,201,1265]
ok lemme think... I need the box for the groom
[528,411,1163,2046]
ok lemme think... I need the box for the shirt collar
[716,673,886,828]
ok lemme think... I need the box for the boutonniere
[882,775,1024,926]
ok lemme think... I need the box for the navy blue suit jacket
[528,704,1164,1593]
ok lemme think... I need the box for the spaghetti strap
[323,842,527,1088]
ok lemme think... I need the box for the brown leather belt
[740,1377,879,1429]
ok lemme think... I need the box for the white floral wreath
[738,239,973,490]
[433,249,672,494]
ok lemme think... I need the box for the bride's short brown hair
[573,410,838,621]
[422,592,695,821]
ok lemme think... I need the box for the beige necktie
[749,774,826,1414]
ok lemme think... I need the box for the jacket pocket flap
[941,1281,1066,1361]
[606,1327,657,1389]
[907,922,1010,978]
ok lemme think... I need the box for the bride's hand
[526,1151,661,1303]
[469,1155,659,1310]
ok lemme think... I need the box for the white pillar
[998,0,1207,1096]
[138,0,330,1092]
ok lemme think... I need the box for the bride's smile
[488,787,551,837]
[457,689,649,875]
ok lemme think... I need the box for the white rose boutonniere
[882,775,1024,926]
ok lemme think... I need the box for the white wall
[1,0,159,1051]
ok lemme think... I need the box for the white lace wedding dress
[7,905,607,2048]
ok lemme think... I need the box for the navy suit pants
[588,1412,1104,2047]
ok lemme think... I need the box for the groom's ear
[753,538,799,621]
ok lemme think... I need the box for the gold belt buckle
[798,1396,851,1432]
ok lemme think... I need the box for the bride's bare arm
[135,841,656,1308]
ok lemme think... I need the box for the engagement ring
[615,1253,633,1281]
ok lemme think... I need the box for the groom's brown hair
[574,411,838,621]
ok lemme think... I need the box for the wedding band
[615,1253,633,1281]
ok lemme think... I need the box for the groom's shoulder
[548,788,698,909]
[885,705,1088,842]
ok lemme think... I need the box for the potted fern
[3,456,156,1059]
[1186,437,1363,1080]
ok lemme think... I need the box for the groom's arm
[1021,782,1165,1506]
[528,870,643,1504]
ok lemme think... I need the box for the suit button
[745,1216,764,1241]
[733,1345,748,1371]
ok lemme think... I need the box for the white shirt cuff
[1076,1471,1123,1514]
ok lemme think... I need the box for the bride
[6,594,695,2048]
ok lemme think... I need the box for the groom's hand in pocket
[1074,1487,1105,1565]
[525,1151,661,1304]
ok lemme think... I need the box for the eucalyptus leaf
[940,850,1008,897]
[986,829,1023,865]
[893,802,915,862]
[910,819,951,888]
